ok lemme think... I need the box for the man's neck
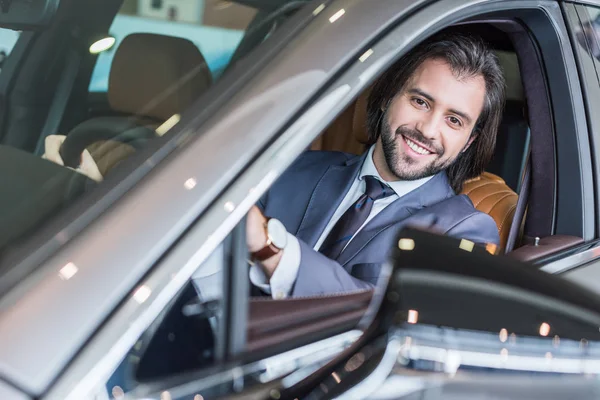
[372,141,398,182]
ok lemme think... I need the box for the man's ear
[462,132,478,153]
[381,98,393,112]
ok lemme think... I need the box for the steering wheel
[58,118,157,168]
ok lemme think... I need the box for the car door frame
[539,1,600,292]
[43,0,595,398]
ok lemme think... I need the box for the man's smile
[401,134,435,156]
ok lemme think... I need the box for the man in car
[246,32,506,298]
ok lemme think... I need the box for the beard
[380,117,457,181]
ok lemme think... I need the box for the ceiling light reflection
[160,391,172,400]
[224,201,235,212]
[407,309,419,324]
[89,37,116,54]
[539,322,551,337]
[332,372,341,383]
[459,239,475,252]
[329,9,345,23]
[156,114,181,136]
[133,285,152,304]
[500,348,508,361]
[344,352,365,372]
[59,262,78,281]
[313,3,325,15]
[485,243,498,255]
[112,386,125,399]
[184,178,197,190]
[553,335,560,347]
[359,49,373,63]
[398,238,415,251]
[499,328,508,343]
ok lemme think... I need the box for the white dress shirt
[250,146,433,299]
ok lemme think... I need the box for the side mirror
[284,228,600,399]
[378,228,600,340]
[0,0,60,30]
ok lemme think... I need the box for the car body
[2,0,600,399]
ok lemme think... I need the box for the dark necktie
[319,175,395,260]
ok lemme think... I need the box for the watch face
[267,218,288,249]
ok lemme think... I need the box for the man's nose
[415,115,441,141]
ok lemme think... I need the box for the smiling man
[247,32,506,298]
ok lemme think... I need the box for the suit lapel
[295,154,365,247]
[336,172,455,266]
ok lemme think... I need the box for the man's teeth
[406,138,432,155]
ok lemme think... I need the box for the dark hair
[366,32,506,193]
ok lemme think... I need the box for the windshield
[0,0,309,267]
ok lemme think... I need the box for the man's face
[375,58,486,181]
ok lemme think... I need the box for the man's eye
[412,98,427,107]
[448,116,462,127]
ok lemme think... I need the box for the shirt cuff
[249,233,301,299]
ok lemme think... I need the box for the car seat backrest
[461,172,517,250]
[108,33,212,121]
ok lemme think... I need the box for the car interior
[307,22,586,261]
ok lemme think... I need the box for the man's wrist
[251,218,287,264]
[258,250,284,279]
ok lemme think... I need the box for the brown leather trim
[509,235,584,262]
[247,290,373,353]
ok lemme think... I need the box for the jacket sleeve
[292,239,375,297]
[445,212,500,246]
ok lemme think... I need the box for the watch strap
[251,242,281,262]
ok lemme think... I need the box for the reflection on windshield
[576,14,600,61]
[0,0,308,262]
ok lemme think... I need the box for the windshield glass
[0,0,308,265]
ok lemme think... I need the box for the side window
[88,0,256,93]
[0,28,19,72]
[105,242,225,399]
[575,5,600,77]
[0,0,310,261]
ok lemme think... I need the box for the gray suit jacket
[259,151,499,297]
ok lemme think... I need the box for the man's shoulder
[430,193,499,244]
[294,150,357,167]
[286,150,358,175]
[432,193,491,220]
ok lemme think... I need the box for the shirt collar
[359,145,434,198]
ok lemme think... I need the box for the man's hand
[42,135,103,182]
[246,206,283,279]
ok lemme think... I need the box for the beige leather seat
[64,33,212,175]
[311,88,518,251]
[461,173,517,249]
[108,33,212,123]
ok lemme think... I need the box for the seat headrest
[108,33,212,121]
